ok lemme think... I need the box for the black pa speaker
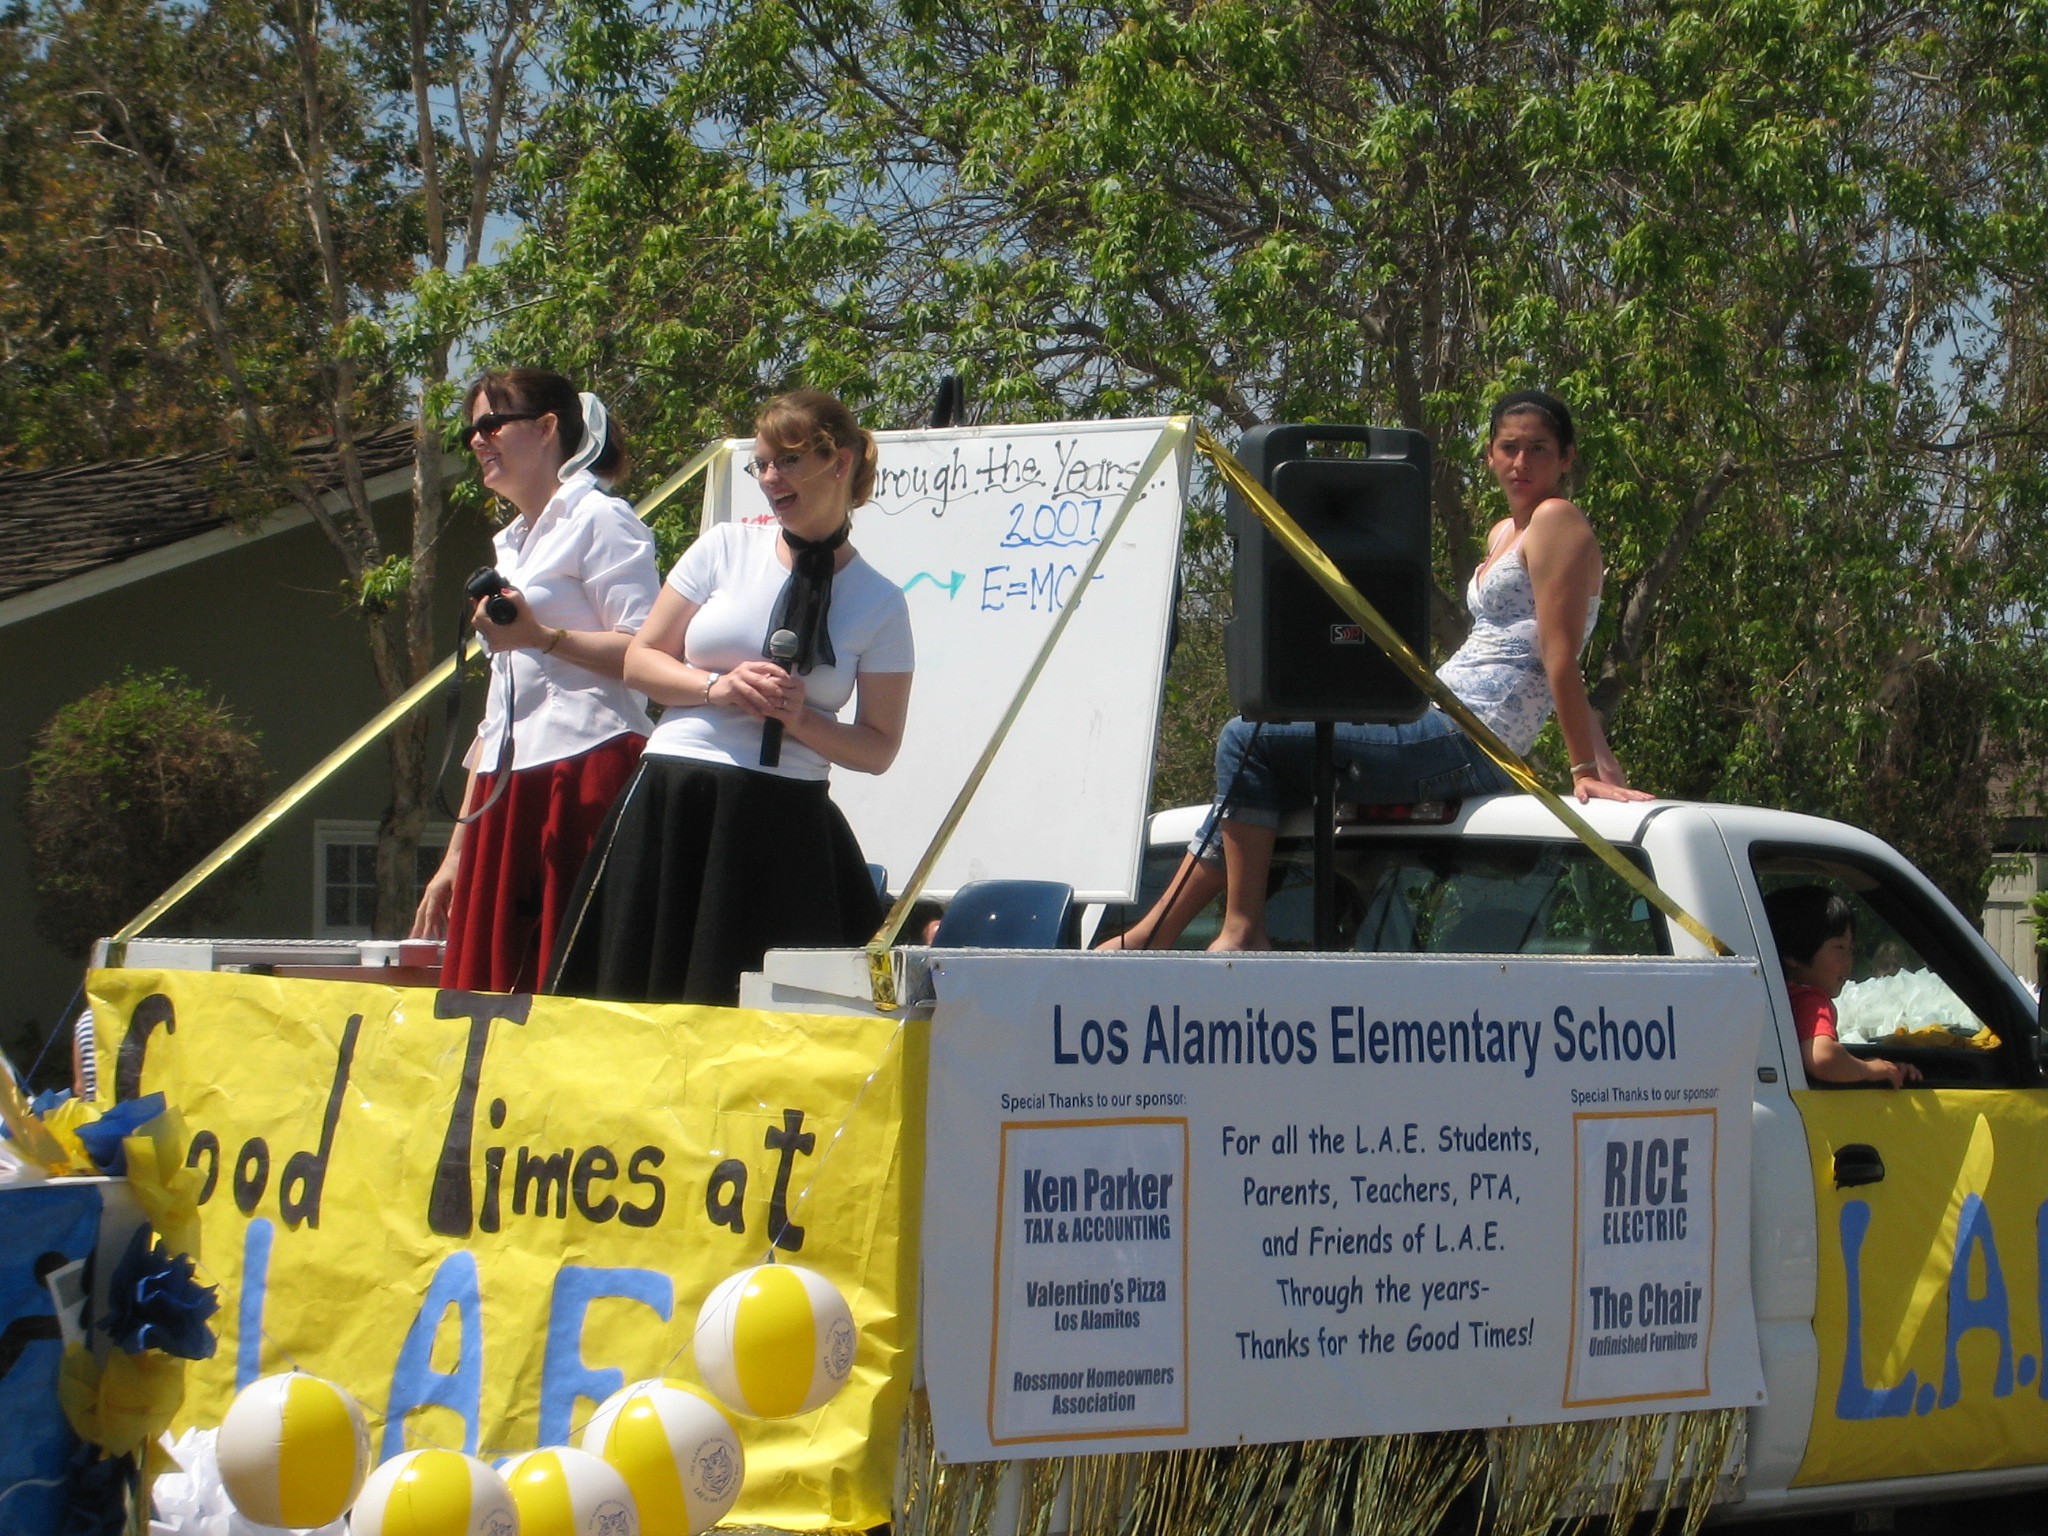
[1223,423,1433,724]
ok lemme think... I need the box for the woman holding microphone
[549,389,914,1005]
[412,369,661,992]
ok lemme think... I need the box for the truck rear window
[1096,837,1671,956]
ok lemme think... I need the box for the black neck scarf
[765,519,851,674]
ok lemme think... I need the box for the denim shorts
[1189,709,1511,862]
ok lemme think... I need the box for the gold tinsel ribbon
[858,419,1726,1006]
[862,419,1194,1008]
[896,1393,1744,1536]
[1193,428,1730,957]
[105,441,725,956]
[0,1066,77,1173]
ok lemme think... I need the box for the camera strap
[433,608,516,825]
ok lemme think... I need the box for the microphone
[759,628,800,767]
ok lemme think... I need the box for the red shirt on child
[1790,982,1838,1043]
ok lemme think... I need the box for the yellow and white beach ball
[215,1371,371,1529]
[579,1379,744,1535]
[350,1449,520,1536]
[499,1447,638,1536]
[692,1265,856,1419]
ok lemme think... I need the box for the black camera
[464,566,518,626]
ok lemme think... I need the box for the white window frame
[312,819,452,939]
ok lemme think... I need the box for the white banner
[921,953,1767,1459]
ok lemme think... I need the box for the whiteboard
[700,418,1190,902]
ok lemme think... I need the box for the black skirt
[546,755,883,1006]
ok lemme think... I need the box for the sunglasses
[460,411,543,448]
[744,447,830,479]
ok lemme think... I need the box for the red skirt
[440,733,645,993]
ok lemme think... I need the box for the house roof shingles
[0,425,418,604]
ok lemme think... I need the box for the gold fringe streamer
[893,1400,1739,1536]
[961,1460,1008,1536]
[898,1388,937,1536]
[1479,1407,1744,1536]
[1486,1418,1617,1536]
[917,1458,976,1536]
[1203,1443,1295,1536]
[1354,1431,1489,1536]
[1663,1408,1745,1536]
[1017,1457,1069,1536]
[1600,1412,1670,1536]
[1274,1440,1347,1536]
[1118,1448,1201,1536]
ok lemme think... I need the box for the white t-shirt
[645,521,915,782]
[469,473,661,772]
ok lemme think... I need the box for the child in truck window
[1762,884,1922,1088]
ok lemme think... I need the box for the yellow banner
[1794,1088,2048,1486]
[86,969,923,1529]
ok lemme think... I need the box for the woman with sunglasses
[411,368,661,992]
[548,389,914,1005]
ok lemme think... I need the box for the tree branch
[1590,452,1745,718]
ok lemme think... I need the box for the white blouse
[1434,545,1599,758]
[644,521,915,782]
[467,472,661,773]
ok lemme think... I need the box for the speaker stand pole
[1313,721,1337,949]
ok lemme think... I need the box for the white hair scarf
[558,391,611,482]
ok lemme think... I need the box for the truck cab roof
[1141,791,1931,867]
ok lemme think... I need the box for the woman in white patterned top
[1104,390,1652,952]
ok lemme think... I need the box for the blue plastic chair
[931,880,1078,949]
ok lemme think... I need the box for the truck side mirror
[2036,974,2046,1077]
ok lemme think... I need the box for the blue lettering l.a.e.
[1939,1192,2013,1407]
[538,1265,674,1445]
[2039,1198,2048,1399]
[1836,1199,1916,1420]
[383,1250,484,1457]
[235,1217,274,1391]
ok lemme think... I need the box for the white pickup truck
[1062,793,2045,1518]
[70,790,2047,1527]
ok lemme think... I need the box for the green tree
[12,0,543,930]
[22,670,268,955]
[0,1,353,464]
[443,0,884,559]
[24,0,2045,918]
[350,0,548,925]
[522,0,2048,905]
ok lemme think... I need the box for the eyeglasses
[460,412,543,448]
[744,448,829,480]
